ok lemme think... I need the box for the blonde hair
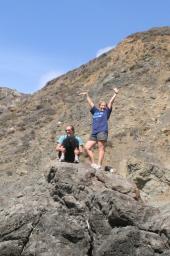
[99,100,107,107]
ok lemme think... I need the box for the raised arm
[79,92,94,108]
[108,88,119,109]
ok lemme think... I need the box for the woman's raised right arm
[79,92,94,108]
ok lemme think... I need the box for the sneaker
[59,158,65,162]
[96,165,102,171]
[91,163,101,170]
[74,155,79,163]
[74,159,79,163]
[91,163,97,168]
[59,153,65,162]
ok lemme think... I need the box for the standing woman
[80,88,119,169]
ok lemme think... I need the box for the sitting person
[56,125,83,163]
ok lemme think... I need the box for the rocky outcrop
[127,157,170,202]
[0,27,170,254]
[0,162,169,255]
[0,28,169,202]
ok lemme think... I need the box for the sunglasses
[65,129,72,132]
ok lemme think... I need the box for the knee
[85,141,96,151]
[56,145,65,153]
[99,147,105,153]
[85,144,90,151]
[61,146,66,153]
[98,144,105,151]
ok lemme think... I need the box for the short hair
[67,125,75,132]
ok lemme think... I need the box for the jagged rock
[0,163,169,255]
[127,156,170,206]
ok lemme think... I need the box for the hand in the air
[113,88,119,94]
[78,92,88,96]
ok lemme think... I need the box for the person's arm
[77,137,84,154]
[56,143,62,152]
[79,92,94,108]
[56,136,64,152]
[79,145,84,154]
[108,88,119,109]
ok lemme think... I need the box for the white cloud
[96,45,115,57]
[39,70,64,89]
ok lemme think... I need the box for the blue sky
[0,0,170,94]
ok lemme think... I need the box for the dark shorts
[89,132,108,142]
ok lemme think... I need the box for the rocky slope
[0,27,170,255]
[1,27,170,203]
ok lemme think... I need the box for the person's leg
[74,145,84,163]
[97,140,106,166]
[68,137,80,163]
[85,140,97,164]
[61,137,75,162]
[62,137,80,163]
[74,148,80,163]
[59,146,66,161]
[96,132,108,167]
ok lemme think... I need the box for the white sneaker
[91,163,101,170]
[91,163,97,168]
[96,165,102,171]
[59,153,65,162]
[74,155,79,163]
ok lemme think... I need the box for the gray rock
[0,162,169,255]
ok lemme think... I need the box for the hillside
[0,27,170,203]
[0,26,170,255]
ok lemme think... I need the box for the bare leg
[59,146,66,161]
[85,140,96,164]
[97,141,106,166]
[74,148,80,156]
[74,148,80,163]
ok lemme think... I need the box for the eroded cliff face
[0,162,170,255]
[0,27,170,255]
